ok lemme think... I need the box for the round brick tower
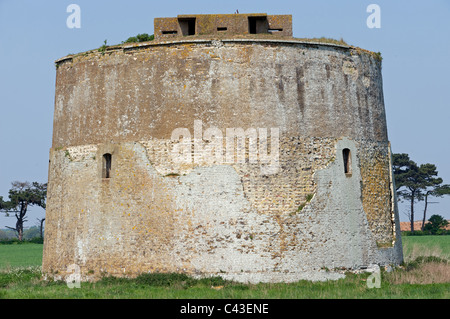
[43,13,403,283]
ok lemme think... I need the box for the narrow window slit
[103,153,112,179]
[343,148,352,176]
[268,28,283,33]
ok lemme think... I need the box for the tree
[393,153,423,232]
[420,183,450,231]
[424,214,449,235]
[0,181,47,241]
[37,217,45,239]
[123,33,154,44]
[392,154,449,232]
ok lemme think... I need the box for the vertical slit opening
[343,148,352,176]
[103,153,112,179]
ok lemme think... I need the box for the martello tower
[43,13,403,283]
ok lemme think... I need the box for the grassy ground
[0,236,449,299]
[0,243,43,269]
[1,267,448,299]
[401,236,450,261]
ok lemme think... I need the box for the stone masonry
[43,14,403,283]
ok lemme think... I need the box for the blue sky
[0,0,449,229]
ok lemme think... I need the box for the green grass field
[0,236,449,299]
[401,236,450,261]
[0,243,43,269]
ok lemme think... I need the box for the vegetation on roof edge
[297,37,348,46]
[122,33,154,44]
[60,34,381,63]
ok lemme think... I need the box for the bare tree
[37,217,45,239]
[0,181,47,241]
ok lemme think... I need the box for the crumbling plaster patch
[48,137,401,283]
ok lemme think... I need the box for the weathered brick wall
[154,14,293,40]
[358,141,396,247]
[52,40,388,148]
[43,38,403,282]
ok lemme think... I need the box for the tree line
[392,153,450,233]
